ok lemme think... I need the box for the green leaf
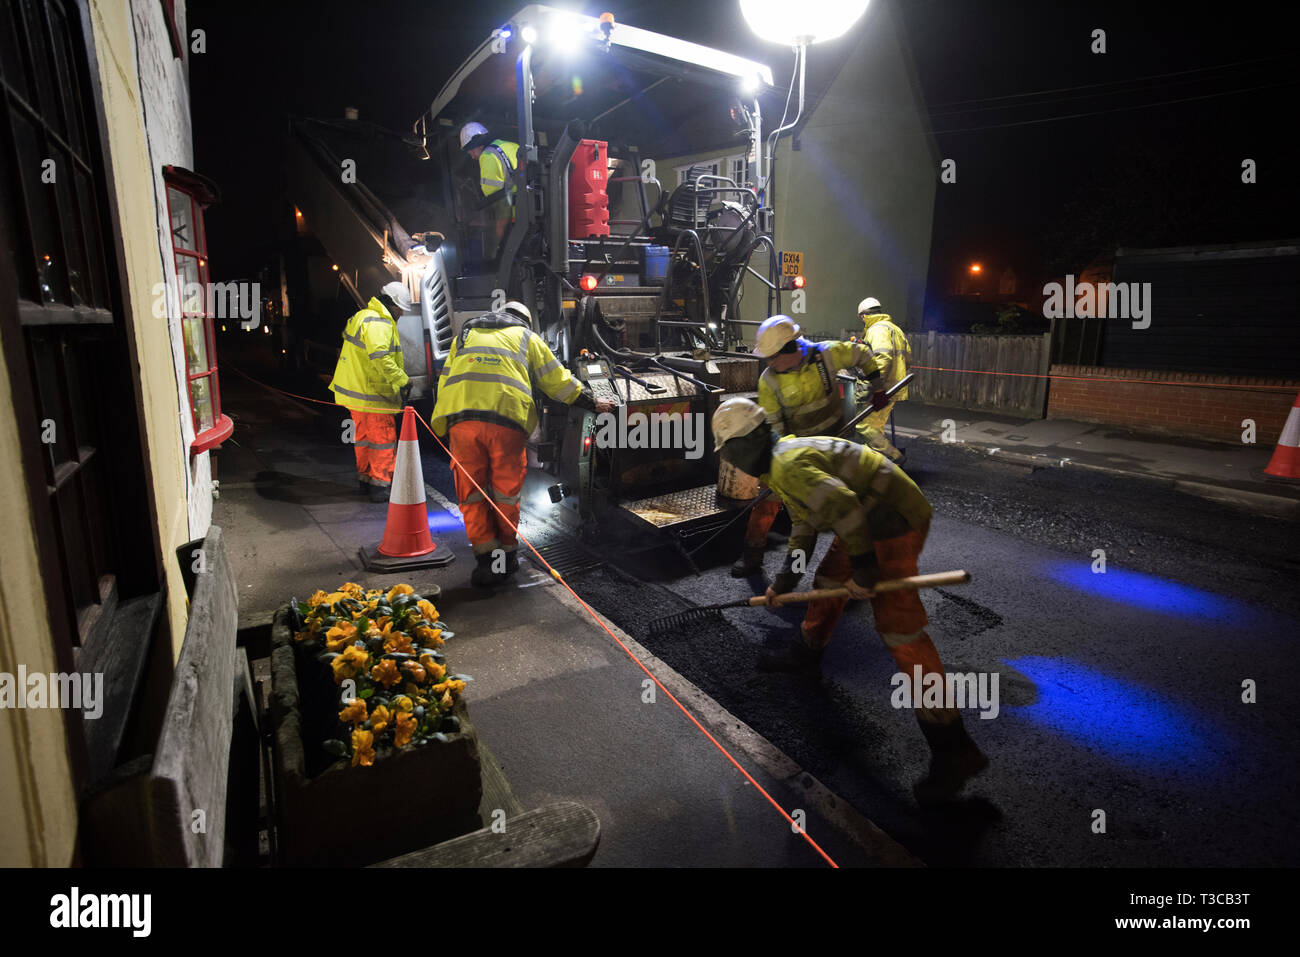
[359,687,373,700]
[322,739,348,757]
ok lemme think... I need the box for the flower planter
[268,605,483,866]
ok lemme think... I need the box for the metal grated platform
[525,538,604,578]
[620,483,727,530]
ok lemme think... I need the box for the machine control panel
[573,355,622,406]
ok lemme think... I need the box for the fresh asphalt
[423,438,1300,868]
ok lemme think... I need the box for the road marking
[424,483,462,520]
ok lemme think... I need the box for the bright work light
[739,0,870,45]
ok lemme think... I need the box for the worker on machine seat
[459,121,519,262]
[712,396,989,805]
[431,301,615,588]
[731,315,890,578]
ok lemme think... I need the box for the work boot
[731,545,765,578]
[368,483,392,504]
[891,449,907,469]
[470,553,507,589]
[757,636,824,676]
[913,718,989,806]
[503,550,519,578]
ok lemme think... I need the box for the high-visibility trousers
[857,399,901,460]
[743,493,784,548]
[802,523,956,726]
[448,420,527,555]
[352,410,397,488]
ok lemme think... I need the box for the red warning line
[224,366,839,868]
[912,364,1296,393]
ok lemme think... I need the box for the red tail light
[792,274,805,289]
[579,274,598,292]
[583,435,592,452]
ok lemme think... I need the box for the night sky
[189,0,1298,296]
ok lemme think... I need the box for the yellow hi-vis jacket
[758,338,882,437]
[763,435,932,559]
[329,297,409,413]
[430,315,584,437]
[860,312,910,400]
[478,139,520,199]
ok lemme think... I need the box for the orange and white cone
[1264,389,1300,480]
[360,406,455,570]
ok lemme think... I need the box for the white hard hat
[502,300,531,324]
[753,315,801,358]
[712,397,768,451]
[459,121,489,151]
[857,297,882,315]
[381,280,412,313]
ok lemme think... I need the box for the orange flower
[324,591,346,605]
[331,645,369,683]
[387,583,415,602]
[414,625,444,648]
[325,620,358,652]
[338,698,367,725]
[402,661,427,684]
[370,704,391,735]
[416,599,439,623]
[382,624,415,656]
[391,694,414,712]
[351,729,375,767]
[419,655,447,681]
[439,689,454,711]
[340,582,365,599]
[393,712,417,748]
[371,658,402,688]
[446,679,467,696]
[306,589,330,608]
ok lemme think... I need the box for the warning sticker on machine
[781,251,803,276]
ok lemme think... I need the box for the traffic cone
[1263,389,1300,481]
[359,406,455,571]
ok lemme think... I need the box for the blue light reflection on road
[1004,656,1221,769]
[426,510,464,534]
[1046,562,1250,624]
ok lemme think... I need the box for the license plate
[781,250,803,277]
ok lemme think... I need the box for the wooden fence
[904,331,1052,418]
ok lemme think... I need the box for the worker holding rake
[711,397,988,804]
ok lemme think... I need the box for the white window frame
[674,153,751,187]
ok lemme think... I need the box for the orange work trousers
[448,420,527,555]
[743,493,784,548]
[352,410,397,488]
[802,524,955,724]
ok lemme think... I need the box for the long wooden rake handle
[753,569,971,607]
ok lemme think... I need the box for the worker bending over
[431,301,614,588]
[731,314,890,578]
[713,397,988,804]
[855,296,911,464]
[330,281,411,502]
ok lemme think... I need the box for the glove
[869,390,890,411]
[399,384,412,407]
[849,551,880,590]
[771,554,802,596]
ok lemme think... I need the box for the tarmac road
[509,440,1300,867]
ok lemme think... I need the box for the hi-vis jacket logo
[471,355,502,365]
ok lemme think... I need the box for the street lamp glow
[970,263,982,274]
[739,0,871,45]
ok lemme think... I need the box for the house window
[2,0,132,645]
[164,167,231,453]
[675,154,751,188]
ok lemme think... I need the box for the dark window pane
[63,334,97,450]
[74,167,107,307]
[53,144,89,305]
[20,0,65,139]
[28,331,72,475]
[11,110,69,303]
[79,455,111,586]
[48,0,85,154]
[168,187,196,252]
[0,2,33,102]
[52,477,95,620]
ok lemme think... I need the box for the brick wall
[1047,365,1299,445]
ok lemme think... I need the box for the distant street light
[970,263,982,274]
[739,0,871,45]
